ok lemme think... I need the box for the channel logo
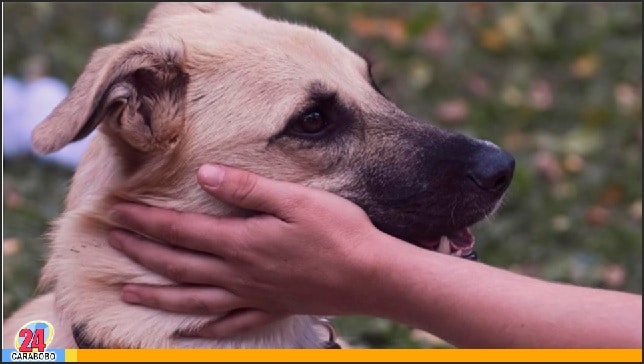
[2,320,65,362]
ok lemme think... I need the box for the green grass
[3,156,72,316]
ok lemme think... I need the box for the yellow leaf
[570,53,600,79]
[480,27,505,51]
[349,15,379,39]
[562,153,585,173]
[349,15,407,46]
[498,13,524,42]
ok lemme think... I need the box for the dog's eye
[290,110,329,136]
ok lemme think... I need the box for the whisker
[450,195,459,227]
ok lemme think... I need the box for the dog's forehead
[142,4,369,86]
[139,3,383,141]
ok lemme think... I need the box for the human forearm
[363,233,642,348]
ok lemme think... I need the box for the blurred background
[3,2,642,348]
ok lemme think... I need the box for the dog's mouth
[416,228,477,260]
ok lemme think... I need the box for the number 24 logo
[18,328,46,352]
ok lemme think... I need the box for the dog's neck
[44,134,334,348]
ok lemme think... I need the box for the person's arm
[367,243,642,348]
[108,164,642,348]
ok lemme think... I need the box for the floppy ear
[31,36,188,155]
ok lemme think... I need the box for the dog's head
[32,2,514,257]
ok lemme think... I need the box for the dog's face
[32,2,514,257]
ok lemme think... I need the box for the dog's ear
[31,36,188,155]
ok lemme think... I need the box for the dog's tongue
[419,228,476,258]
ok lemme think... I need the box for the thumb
[197,164,300,218]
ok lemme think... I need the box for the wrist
[350,236,464,335]
[347,230,428,319]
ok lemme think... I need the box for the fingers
[121,284,248,315]
[110,203,280,257]
[197,164,310,221]
[108,229,232,285]
[110,164,317,257]
[191,309,286,339]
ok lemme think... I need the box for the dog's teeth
[438,236,451,255]
[453,250,463,257]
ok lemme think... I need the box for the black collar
[72,324,105,349]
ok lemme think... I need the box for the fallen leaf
[436,98,469,124]
[551,215,571,232]
[561,127,602,154]
[530,80,553,111]
[533,150,563,182]
[552,182,576,200]
[503,130,531,151]
[584,205,610,227]
[600,264,626,288]
[349,15,407,46]
[480,27,506,51]
[467,74,490,98]
[349,15,379,38]
[562,153,585,173]
[421,25,449,57]
[613,83,640,114]
[4,185,25,208]
[498,13,524,42]
[409,61,433,89]
[599,184,623,207]
[570,53,600,79]
[3,238,21,256]
[501,85,523,107]
[580,107,610,126]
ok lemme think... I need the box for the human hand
[108,164,397,338]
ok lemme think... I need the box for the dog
[3,2,514,349]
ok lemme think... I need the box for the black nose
[467,147,515,193]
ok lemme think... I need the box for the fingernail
[122,286,141,304]
[199,164,225,188]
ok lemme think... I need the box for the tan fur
[5,2,379,349]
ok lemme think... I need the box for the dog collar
[318,317,342,349]
[72,324,105,349]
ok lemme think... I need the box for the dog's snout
[467,147,515,193]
